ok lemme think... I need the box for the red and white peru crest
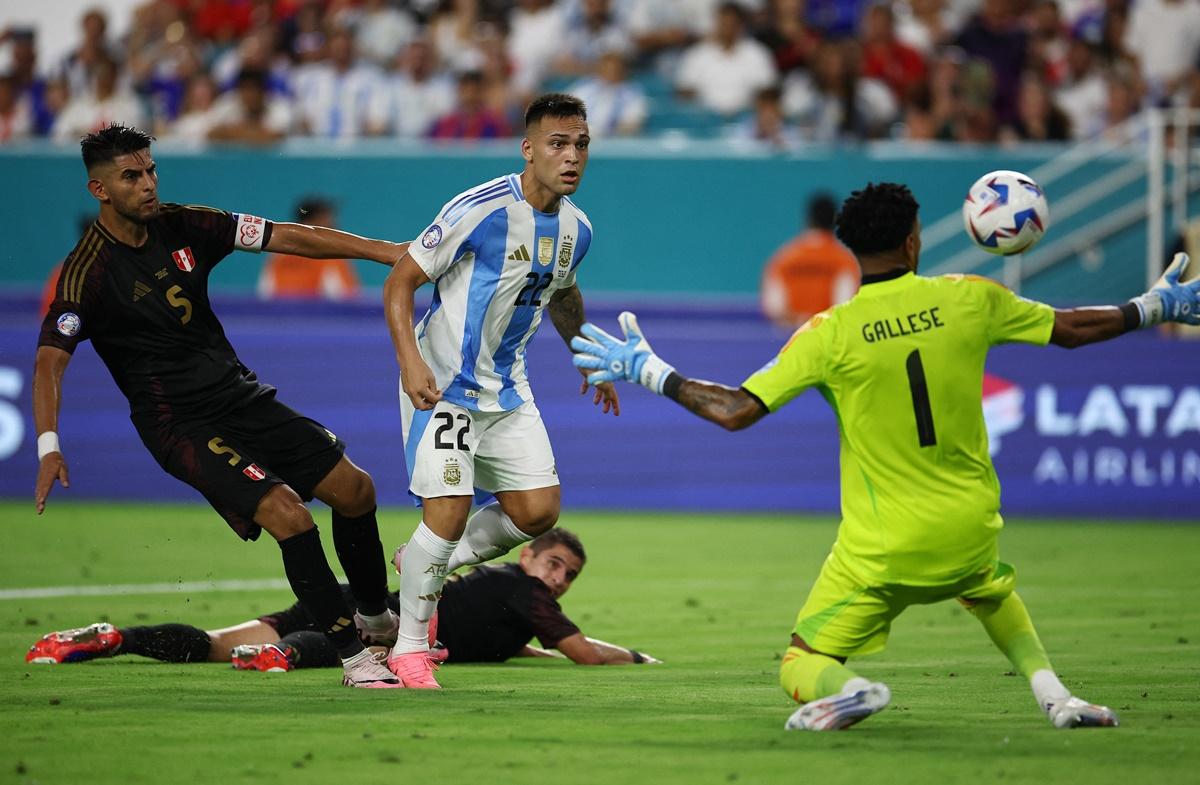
[242,463,266,481]
[172,246,196,272]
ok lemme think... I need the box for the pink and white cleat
[1046,696,1120,729]
[26,623,122,664]
[343,648,403,689]
[231,643,293,672]
[387,650,442,689]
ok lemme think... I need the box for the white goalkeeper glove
[1130,252,1200,327]
[570,312,676,394]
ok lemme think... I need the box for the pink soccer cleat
[387,650,442,689]
[231,643,293,673]
[26,623,122,664]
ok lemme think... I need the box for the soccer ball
[962,170,1050,255]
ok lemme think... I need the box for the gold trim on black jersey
[63,226,104,304]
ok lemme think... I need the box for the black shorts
[133,392,346,540]
[259,586,400,635]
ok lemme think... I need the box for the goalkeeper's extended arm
[1051,253,1200,348]
[571,311,767,431]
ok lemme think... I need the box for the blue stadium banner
[1,299,1197,520]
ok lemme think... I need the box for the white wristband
[639,354,676,395]
[37,431,61,460]
[1130,291,1164,328]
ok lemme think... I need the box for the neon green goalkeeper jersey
[742,271,1055,585]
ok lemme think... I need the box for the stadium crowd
[1,0,1198,147]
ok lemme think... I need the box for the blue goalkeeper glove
[570,311,676,394]
[1130,253,1200,327]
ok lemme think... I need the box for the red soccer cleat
[26,623,122,664]
[230,643,293,673]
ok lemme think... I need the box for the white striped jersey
[407,173,593,412]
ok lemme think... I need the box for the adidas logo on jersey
[133,281,152,302]
[507,245,531,262]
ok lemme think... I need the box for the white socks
[446,503,534,572]
[393,522,457,654]
[1031,669,1071,713]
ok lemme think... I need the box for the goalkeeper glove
[1130,253,1200,327]
[570,311,676,394]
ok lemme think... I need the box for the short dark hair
[528,527,586,564]
[524,92,587,129]
[835,182,920,256]
[807,193,837,231]
[295,196,334,223]
[80,123,155,171]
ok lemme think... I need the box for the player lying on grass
[26,529,660,671]
[570,182,1200,731]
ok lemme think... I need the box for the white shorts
[399,395,559,501]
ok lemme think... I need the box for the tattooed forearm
[548,286,586,347]
[673,378,767,431]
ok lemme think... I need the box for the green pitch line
[0,501,1197,785]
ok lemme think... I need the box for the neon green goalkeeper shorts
[792,551,1018,658]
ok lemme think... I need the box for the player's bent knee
[255,485,314,540]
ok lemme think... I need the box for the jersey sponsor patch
[56,312,81,337]
[172,246,196,272]
[242,463,266,481]
[421,223,444,249]
[234,214,266,251]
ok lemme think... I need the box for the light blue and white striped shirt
[408,173,593,412]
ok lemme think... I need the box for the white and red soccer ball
[962,170,1050,256]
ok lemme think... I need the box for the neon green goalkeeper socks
[968,592,1054,678]
[780,646,860,703]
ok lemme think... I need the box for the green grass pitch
[0,501,1196,785]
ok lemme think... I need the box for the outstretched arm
[383,252,441,409]
[1053,252,1200,346]
[571,311,768,430]
[555,633,662,665]
[265,223,408,267]
[548,285,620,416]
[32,346,72,514]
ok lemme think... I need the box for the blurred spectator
[730,84,801,147]
[508,0,568,101]
[1055,36,1107,140]
[567,50,648,136]
[1095,5,1136,71]
[625,0,705,67]
[676,2,778,115]
[191,0,258,45]
[860,3,927,104]
[58,8,115,99]
[1123,0,1200,102]
[999,70,1071,141]
[292,27,389,138]
[755,0,821,74]
[784,39,896,141]
[1026,0,1070,86]
[553,0,632,77]
[164,73,222,142]
[1102,64,1146,140]
[955,0,1029,127]
[806,0,869,37]
[384,37,456,137]
[0,73,33,142]
[340,0,419,66]
[760,192,859,329]
[208,67,290,143]
[3,27,55,135]
[895,0,961,56]
[429,69,511,138]
[259,197,361,300]
[52,57,147,143]
[429,0,483,73]
[211,25,291,97]
[282,0,329,63]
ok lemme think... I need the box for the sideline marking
[0,578,292,600]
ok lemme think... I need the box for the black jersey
[436,563,582,663]
[38,204,273,420]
